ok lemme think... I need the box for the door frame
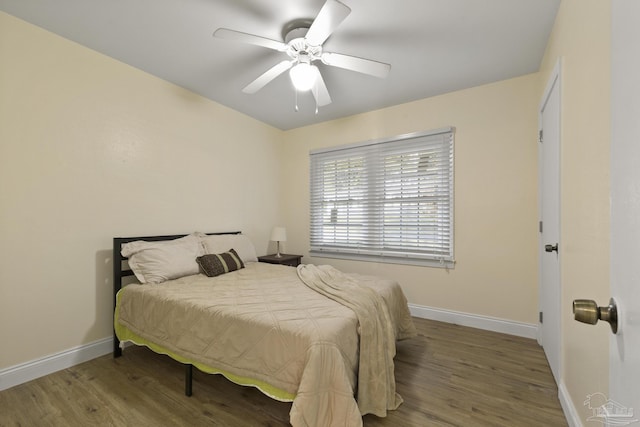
[538,58,562,382]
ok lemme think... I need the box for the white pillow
[121,234,203,284]
[200,234,258,263]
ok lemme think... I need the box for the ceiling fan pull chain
[312,83,318,114]
[294,89,299,112]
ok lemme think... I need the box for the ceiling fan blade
[311,67,332,107]
[213,28,287,52]
[242,60,294,94]
[305,0,351,46]
[321,52,391,79]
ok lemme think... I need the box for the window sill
[309,250,455,269]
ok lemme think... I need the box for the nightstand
[258,254,303,267]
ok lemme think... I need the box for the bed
[113,232,416,427]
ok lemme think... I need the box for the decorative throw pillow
[196,249,245,277]
[199,234,258,263]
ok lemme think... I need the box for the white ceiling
[0,0,560,130]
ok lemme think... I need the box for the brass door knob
[572,298,618,334]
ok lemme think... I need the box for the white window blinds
[309,128,454,267]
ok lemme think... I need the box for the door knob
[572,298,618,334]
[545,243,558,253]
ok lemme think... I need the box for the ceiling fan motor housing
[281,17,315,42]
[284,27,323,65]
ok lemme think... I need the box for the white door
[539,62,561,383]
[610,0,640,419]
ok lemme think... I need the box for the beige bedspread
[116,262,415,427]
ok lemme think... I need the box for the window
[309,128,454,267]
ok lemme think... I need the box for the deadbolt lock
[572,298,618,334]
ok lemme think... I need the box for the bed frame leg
[185,364,193,397]
[113,335,122,358]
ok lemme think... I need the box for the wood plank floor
[0,318,567,426]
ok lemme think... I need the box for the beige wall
[0,12,283,369]
[537,0,611,422]
[2,5,613,422]
[281,74,540,324]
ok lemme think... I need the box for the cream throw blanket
[297,264,403,417]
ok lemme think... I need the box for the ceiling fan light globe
[290,63,317,91]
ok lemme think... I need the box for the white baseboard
[559,381,583,427]
[408,303,538,339]
[0,337,113,392]
[0,307,538,392]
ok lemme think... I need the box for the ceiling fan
[213,0,391,109]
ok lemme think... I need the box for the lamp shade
[270,227,287,242]
[289,63,317,92]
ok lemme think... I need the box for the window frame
[309,127,455,268]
